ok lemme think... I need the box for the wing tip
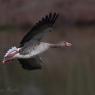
[36,12,59,27]
[42,12,59,26]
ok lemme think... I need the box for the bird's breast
[30,42,50,56]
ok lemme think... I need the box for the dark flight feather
[18,56,42,70]
[20,12,59,47]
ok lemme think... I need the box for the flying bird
[2,12,72,70]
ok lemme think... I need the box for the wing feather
[18,56,42,70]
[20,12,59,47]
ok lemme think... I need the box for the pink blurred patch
[2,60,12,64]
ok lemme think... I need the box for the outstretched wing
[18,56,42,70]
[20,12,59,47]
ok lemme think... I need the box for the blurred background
[0,0,95,95]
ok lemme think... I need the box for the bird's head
[63,41,72,47]
[2,46,20,64]
[58,41,72,47]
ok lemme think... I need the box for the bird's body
[3,12,72,70]
[15,42,50,58]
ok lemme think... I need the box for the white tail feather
[4,46,19,57]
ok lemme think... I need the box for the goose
[2,12,72,70]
